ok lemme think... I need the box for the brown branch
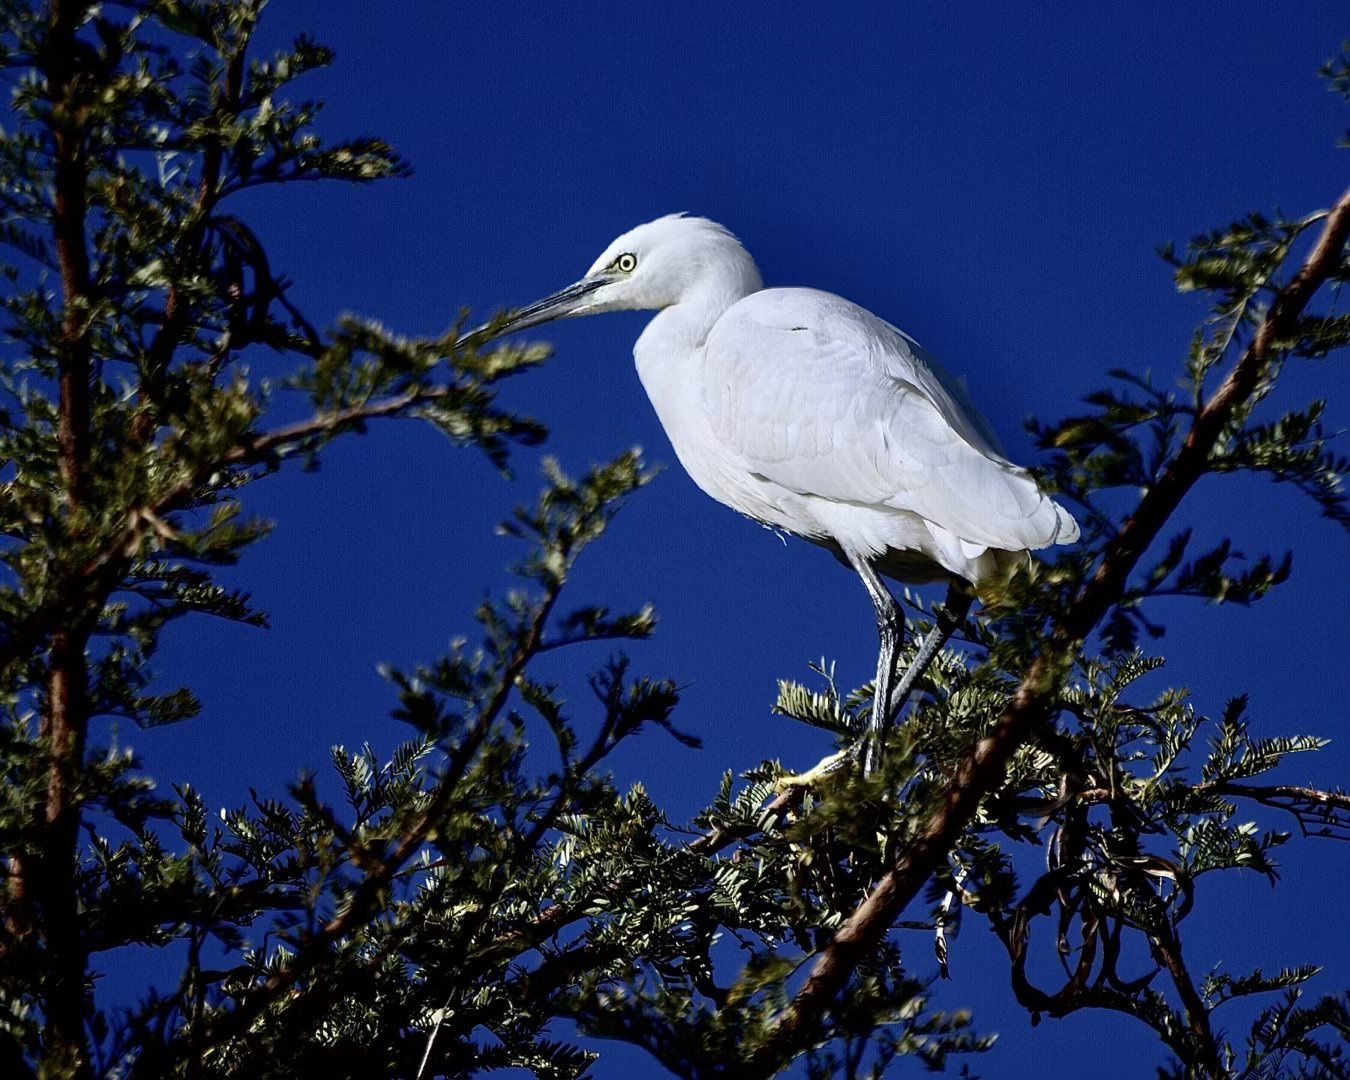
[689,789,800,856]
[747,186,1350,1075]
[35,3,98,1075]
[36,630,91,1079]
[1150,926,1223,1078]
[47,1,93,508]
[1214,781,1350,840]
[1216,782,1350,806]
[219,385,453,467]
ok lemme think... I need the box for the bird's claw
[774,746,858,792]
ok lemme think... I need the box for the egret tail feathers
[1051,499,1081,544]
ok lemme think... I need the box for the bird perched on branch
[471,214,1079,776]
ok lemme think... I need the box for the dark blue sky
[111,4,1348,1076]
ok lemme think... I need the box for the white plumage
[703,288,1078,577]
[478,213,1079,774]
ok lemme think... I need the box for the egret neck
[633,250,763,505]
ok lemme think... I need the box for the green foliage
[1238,991,1350,1079]
[1322,41,1350,145]
[0,2,1345,1079]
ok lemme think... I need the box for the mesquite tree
[0,2,1346,1078]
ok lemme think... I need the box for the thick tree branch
[1151,925,1222,1078]
[36,3,98,1075]
[47,0,93,507]
[748,186,1350,1074]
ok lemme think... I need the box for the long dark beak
[457,276,610,348]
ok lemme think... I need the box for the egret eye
[615,253,637,273]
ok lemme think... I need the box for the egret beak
[458,275,612,347]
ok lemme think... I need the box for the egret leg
[885,583,973,723]
[850,556,904,778]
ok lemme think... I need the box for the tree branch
[689,789,799,857]
[0,380,467,684]
[179,565,566,1059]
[1215,781,1350,840]
[47,0,93,507]
[134,21,249,442]
[35,3,98,1074]
[747,185,1350,1074]
[1150,925,1222,1078]
[218,384,455,468]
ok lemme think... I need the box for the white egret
[473,215,1079,775]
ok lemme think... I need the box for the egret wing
[703,288,1078,551]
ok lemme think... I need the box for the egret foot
[772,739,874,788]
[774,745,859,792]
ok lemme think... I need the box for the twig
[222,384,462,468]
[1213,781,1350,840]
[689,789,800,856]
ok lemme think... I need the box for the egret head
[476,214,761,341]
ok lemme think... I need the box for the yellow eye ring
[616,253,637,273]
